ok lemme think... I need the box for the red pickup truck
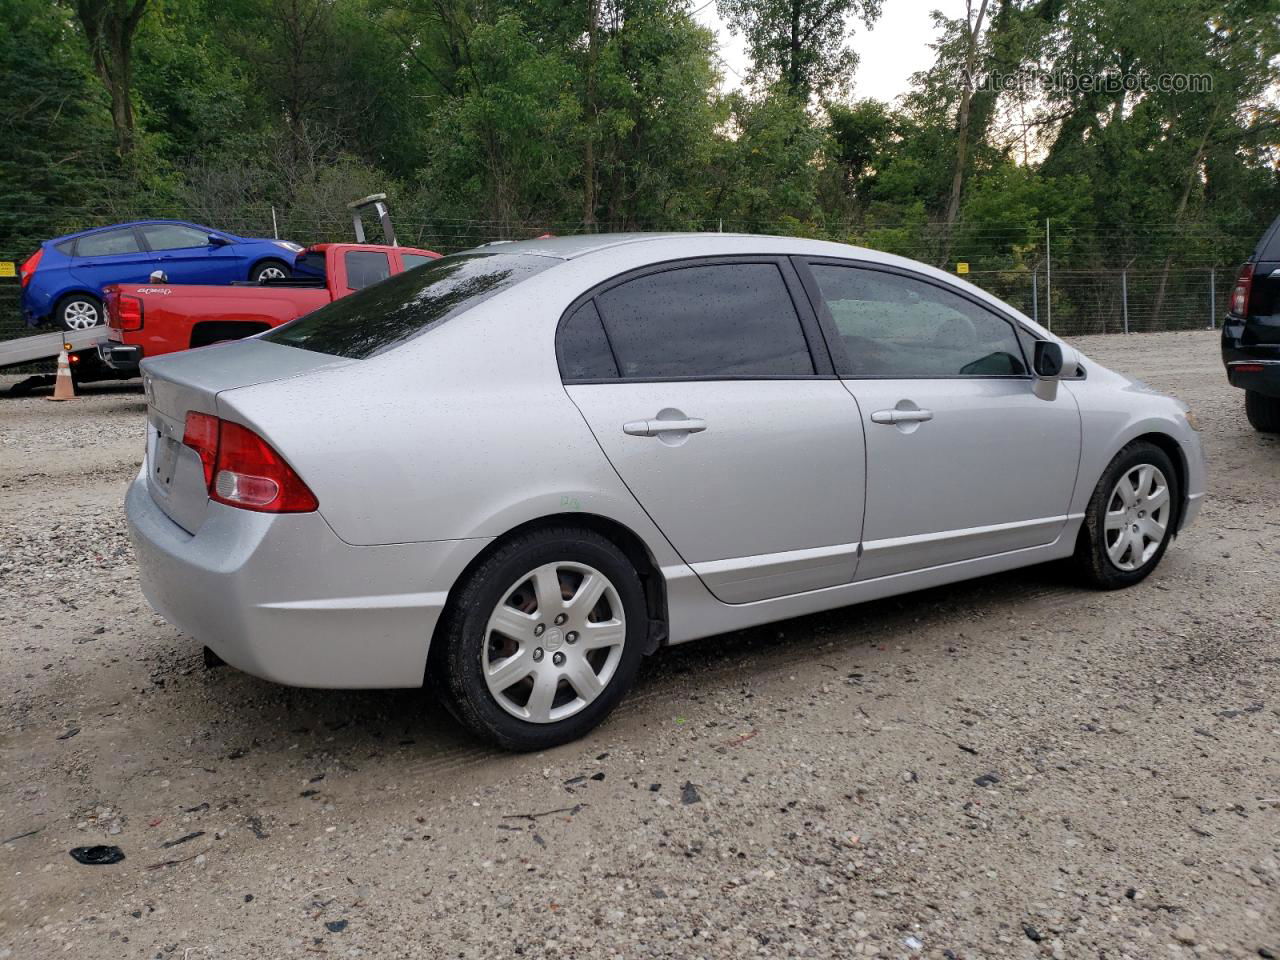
[98,242,439,373]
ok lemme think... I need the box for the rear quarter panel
[214,257,687,575]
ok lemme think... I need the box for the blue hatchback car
[19,220,304,330]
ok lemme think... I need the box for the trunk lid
[140,339,348,533]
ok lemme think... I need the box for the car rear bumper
[126,470,492,688]
[1224,359,1280,398]
[98,342,143,374]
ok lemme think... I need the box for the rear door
[562,257,867,604]
[138,223,215,282]
[798,260,1081,580]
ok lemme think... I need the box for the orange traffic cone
[49,348,76,401]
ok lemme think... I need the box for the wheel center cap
[542,627,564,652]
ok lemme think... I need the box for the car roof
[50,219,214,244]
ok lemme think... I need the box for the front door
[138,223,216,283]
[800,260,1082,580]
[560,259,867,604]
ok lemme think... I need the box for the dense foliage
[2,0,1277,307]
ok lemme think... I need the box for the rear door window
[400,253,436,271]
[264,252,556,359]
[592,262,815,379]
[76,228,142,257]
[344,250,391,290]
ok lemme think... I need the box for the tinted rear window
[263,252,555,359]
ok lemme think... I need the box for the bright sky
[693,0,947,103]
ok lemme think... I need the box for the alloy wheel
[258,265,287,280]
[1104,463,1170,572]
[63,300,100,329]
[482,561,627,724]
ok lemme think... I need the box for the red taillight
[1231,263,1254,316]
[182,412,220,488]
[1231,363,1265,373]
[114,294,143,331]
[181,412,317,513]
[18,249,42,287]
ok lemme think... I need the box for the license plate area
[147,413,184,492]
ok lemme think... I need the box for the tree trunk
[583,0,600,229]
[939,0,988,268]
[74,0,149,157]
[1149,103,1221,324]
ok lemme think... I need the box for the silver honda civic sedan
[127,234,1205,749]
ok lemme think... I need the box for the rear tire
[1074,441,1179,590]
[56,294,103,331]
[434,526,647,751]
[1245,390,1280,432]
[250,259,290,283]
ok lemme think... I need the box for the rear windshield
[263,252,556,359]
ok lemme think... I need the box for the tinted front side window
[809,265,1027,377]
[344,250,390,290]
[594,263,814,379]
[264,253,555,359]
[76,228,142,257]
[141,224,210,250]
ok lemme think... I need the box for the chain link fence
[1,210,1241,355]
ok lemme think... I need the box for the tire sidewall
[442,530,647,750]
[57,294,102,331]
[1085,442,1180,587]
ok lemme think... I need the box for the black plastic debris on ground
[681,782,702,805]
[70,845,125,865]
[325,920,348,933]
[973,773,1001,787]
[1023,923,1043,942]
[57,727,80,740]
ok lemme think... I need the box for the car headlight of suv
[273,241,304,253]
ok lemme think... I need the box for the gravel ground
[1,329,1277,960]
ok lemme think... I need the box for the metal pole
[1031,267,1039,324]
[1209,268,1215,330]
[1121,270,1129,335]
[1045,218,1052,332]
[271,206,279,240]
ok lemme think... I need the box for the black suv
[1222,213,1280,432]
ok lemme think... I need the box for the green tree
[717,0,881,99]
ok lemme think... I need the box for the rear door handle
[870,408,934,424]
[623,417,707,437]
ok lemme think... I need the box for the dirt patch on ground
[1,330,1276,959]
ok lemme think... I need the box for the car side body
[19,220,303,327]
[125,233,1205,720]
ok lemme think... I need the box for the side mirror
[207,234,230,247]
[149,269,168,283]
[1033,340,1064,378]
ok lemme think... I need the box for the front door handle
[870,408,934,425]
[623,417,707,437]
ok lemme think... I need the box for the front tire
[1075,441,1179,589]
[56,294,103,331]
[250,259,291,283]
[435,526,647,750]
[1245,390,1280,432]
